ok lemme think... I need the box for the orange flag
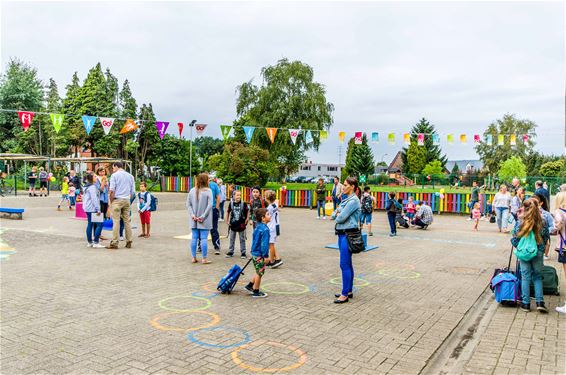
[266,128,278,143]
[120,119,138,134]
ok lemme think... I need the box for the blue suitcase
[217,258,253,294]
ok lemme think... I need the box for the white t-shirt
[267,202,279,232]
[493,192,512,208]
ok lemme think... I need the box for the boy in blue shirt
[244,208,271,298]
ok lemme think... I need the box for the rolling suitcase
[217,258,253,294]
[490,245,520,306]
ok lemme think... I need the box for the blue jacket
[332,193,361,230]
[251,223,270,258]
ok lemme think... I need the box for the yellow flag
[460,134,467,144]
[338,131,346,143]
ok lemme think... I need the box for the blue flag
[82,115,97,135]
[371,132,379,143]
[243,126,255,143]
[305,130,313,144]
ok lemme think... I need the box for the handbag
[346,229,364,254]
[91,212,104,223]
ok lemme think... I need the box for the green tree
[341,137,356,180]
[118,79,137,159]
[61,72,83,157]
[451,163,460,176]
[422,160,444,176]
[137,103,160,177]
[193,136,225,170]
[208,141,275,187]
[153,134,200,176]
[405,141,427,175]
[524,151,560,176]
[401,118,447,172]
[498,156,527,184]
[475,114,536,174]
[234,58,334,179]
[349,134,374,177]
[0,58,44,154]
[539,159,565,177]
[42,78,65,156]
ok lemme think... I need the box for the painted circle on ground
[187,326,251,349]
[376,268,421,279]
[150,311,220,332]
[158,295,212,312]
[329,277,370,287]
[192,291,219,299]
[261,282,310,295]
[231,340,307,372]
[202,281,220,293]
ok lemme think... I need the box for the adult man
[413,201,433,229]
[534,180,550,206]
[467,181,480,220]
[209,176,221,254]
[68,169,81,193]
[106,162,135,249]
[510,177,521,195]
[331,176,343,212]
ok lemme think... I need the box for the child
[395,198,410,228]
[360,186,376,235]
[244,208,271,298]
[38,167,48,197]
[28,166,37,197]
[226,190,249,258]
[265,190,283,268]
[406,196,416,222]
[68,182,76,210]
[472,202,481,231]
[250,186,266,229]
[57,176,71,211]
[137,182,153,238]
[485,199,493,221]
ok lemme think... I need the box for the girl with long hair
[186,173,213,264]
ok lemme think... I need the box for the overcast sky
[1,1,564,164]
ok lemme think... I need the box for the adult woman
[315,178,327,219]
[533,193,554,260]
[511,198,549,313]
[552,192,566,313]
[186,173,213,264]
[95,167,109,218]
[510,187,525,222]
[331,176,361,304]
[218,179,226,221]
[83,174,104,248]
[493,184,512,233]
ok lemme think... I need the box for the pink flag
[177,122,184,138]
[523,134,529,143]
[474,134,480,144]
[417,133,424,146]
[354,132,363,144]
[155,121,169,139]
[195,124,207,135]
[18,111,35,131]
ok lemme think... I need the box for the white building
[291,161,344,179]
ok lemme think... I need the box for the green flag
[50,113,64,133]
[220,125,232,141]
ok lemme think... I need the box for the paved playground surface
[1,193,564,374]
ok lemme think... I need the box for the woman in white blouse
[493,184,512,233]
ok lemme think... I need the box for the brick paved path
[1,193,564,374]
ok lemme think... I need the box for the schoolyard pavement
[0,193,564,374]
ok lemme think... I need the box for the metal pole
[189,120,196,189]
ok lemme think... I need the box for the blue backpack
[217,258,252,294]
[491,272,519,304]
[149,194,158,212]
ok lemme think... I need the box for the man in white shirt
[106,162,135,249]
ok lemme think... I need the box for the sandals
[191,258,198,263]
[201,259,211,264]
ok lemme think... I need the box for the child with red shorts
[244,208,271,298]
[137,182,152,238]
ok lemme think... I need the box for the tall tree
[137,103,159,177]
[401,118,447,172]
[193,136,225,170]
[341,137,356,180]
[405,141,428,175]
[43,78,64,156]
[234,58,334,180]
[498,156,527,183]
[153,134,200,176]
[118,79,137,159]
[475,114,536,174]
[350,134,375,177]
[61,72,83,157]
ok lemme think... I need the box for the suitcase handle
[240,257,253,274]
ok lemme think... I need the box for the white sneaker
[86,243,93,248]
[556,303,566,314]
[316,216,320,220]
[322,217,327,220]
[92,243,105,248]
[219,219,224,222]
[466,218,472,221]
[120,236,125,241]
[544,255,550,261]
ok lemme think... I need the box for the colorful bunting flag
[371,132,379,143]
[432,134,440,146]
[354,132,363,145]
[338,131,346,143]
[50,113,64,133]
[243,126,255,143]
[320,130,328,140]
[473,134,480,144]
[486,134,493,146]
[177,122,184,138]
[460,134,467,144]
[18,111,34,131]
[266,128,277,143]
[417,133,424,146]
[195,124,207,136]
[100,117,114,135]
[155,121,169,139]
[510,134,516,146]
[388,133,395,145]
[120,119,138,134]
[447,134,454,145]
[220,125,232,140]
[82,115,97,135]
[522,134,529,143]
[305,130,313,144]
[498,134,504,146]
[403,133,410,145]
[288,129,299,145]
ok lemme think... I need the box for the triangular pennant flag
[305,130,313,144]
[354,132,363,145]
[155,121,169,139]
[320,130,328,140]
[486,134,493,146]
[177,122,184,138]
[288,129,300,145]
[497,134,504,146]
[220,125,232,141]
[266,128,278,144]
[417,133,424,146]
[50,113,64,133]
[460,134,467,144]
[371,132,379,143]
[388,133,395,145]
[510,134,516,146]
[100,117,115,135]
[522,134,529,143]
[82,115,97,135]
[120,119,138,134]
[243,126,255,143]
[18,111,34,131]
[432,134,440,146]
[403,133,410,145]
[473,134,480,144]
[338,131,346,143]
[195,124,207,136]
[447,134,454,145]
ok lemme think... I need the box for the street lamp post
[189,120,197,189]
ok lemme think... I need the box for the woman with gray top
[493,184,512,233]
[187,173,213,264]
[83,174,104,248]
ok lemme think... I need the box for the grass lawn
[264,182,497,194]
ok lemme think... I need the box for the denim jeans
[387,212,397,234]
[519,251,544,304]
[86,212,102,244]
[210,208,220,250]
[333,197,340,211]
[496,207,509,231]
[191,229,209,258]
[219,201,225,220]
[338,234,354,296]
[317,200,326,217]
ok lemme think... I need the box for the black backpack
[361,195,373,214]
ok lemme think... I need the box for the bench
[0,208,24,220]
